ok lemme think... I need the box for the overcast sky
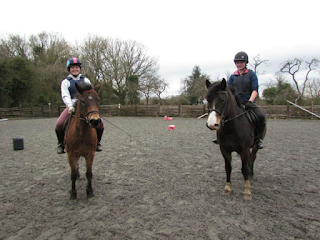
[1,0,319,96]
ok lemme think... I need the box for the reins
[71,88,132,140]
[101,116,132,139]
[71,114,132,140]
[220,110,249,126]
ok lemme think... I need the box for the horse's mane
[206,81,242,108]
[228,86,242,107]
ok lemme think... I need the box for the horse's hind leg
[240,150,252,200]
[86,156,95,198]
[248,146,258,178]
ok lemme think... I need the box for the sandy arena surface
[0,117,319,239]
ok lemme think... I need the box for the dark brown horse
[205,79,266,200]
[65,83,101,200]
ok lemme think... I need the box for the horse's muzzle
[89,118,101,128]
[206,122,219,131]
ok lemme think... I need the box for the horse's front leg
[85,153,95,198]
[240,149,252,200]
[221,148,232,195]
[68,155,78,200]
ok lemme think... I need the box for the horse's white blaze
[207,111,220,130]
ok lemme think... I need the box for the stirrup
[57,144,65,154]
[212,139,219,144]
[255,140,264,149]
[96,143,102,152]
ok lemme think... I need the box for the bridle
[208,90,248,126]
[81,110,100,123]
[74,89,100,124]
[208,91,228,123]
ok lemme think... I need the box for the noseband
[84,110,100,123]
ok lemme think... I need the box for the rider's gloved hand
[245,101,255,110]
[68,106,75,114]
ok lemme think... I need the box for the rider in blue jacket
[212,52,266,149]
[228,51,265,149]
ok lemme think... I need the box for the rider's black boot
[96,128,104,151]
[55,129,65,154]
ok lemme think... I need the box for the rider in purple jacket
[55,58,104,154]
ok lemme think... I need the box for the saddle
[244,107,259,139]
[63,113,74,140]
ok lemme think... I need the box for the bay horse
[65,83,101,200]
[205,78,266,200]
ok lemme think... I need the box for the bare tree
[106,39,159,104]
[305,77,320,100]
[81,35,109,83]
[0,34,29,60]
[279,58,320,104]
[249,54,270,76]
[140,74,155,105]
[29,32,72,66]
[153,78,168,104]
[81,36,160,104]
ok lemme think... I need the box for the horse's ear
[205,79,211,89]
[221,78,227,90]
[94,84,101,93]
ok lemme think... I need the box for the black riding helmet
[234,51,248,63]
[66,58,82,71]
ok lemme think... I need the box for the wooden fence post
[157,104,160,117]
[19,105,23,118]
[286,103,290,119]
[41,105,44,118]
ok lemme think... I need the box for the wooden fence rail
[1,104,320,120]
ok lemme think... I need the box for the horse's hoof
[87,193,95,199]
[69,195,77,200]
[243,193,252,200]
[87,189,94,198]
[223,189,232,195]
[87,194,95,200]
[223,183,232,195]
[69,190,77,200]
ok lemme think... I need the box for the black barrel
[13,137,24,150]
